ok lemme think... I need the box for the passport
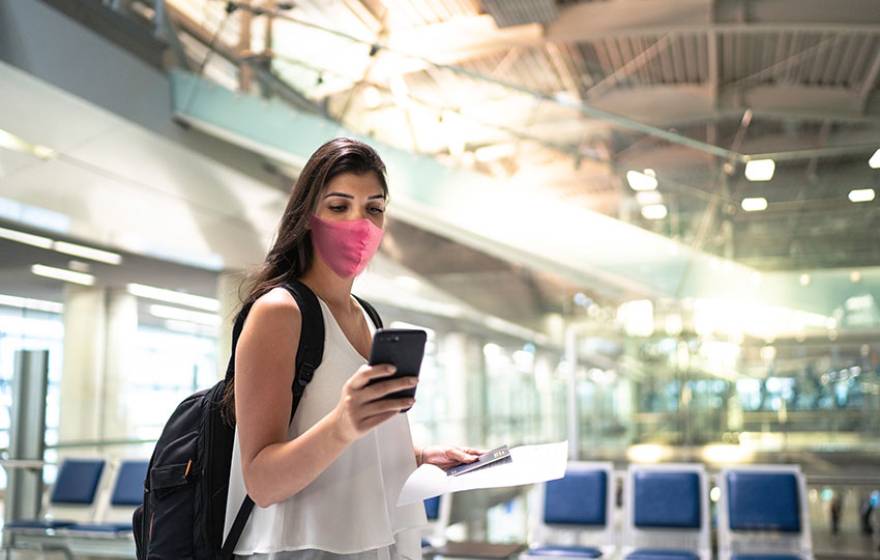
[445,445,512,477]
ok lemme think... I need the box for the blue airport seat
[110,459,148,506]
[633,471,701,529]
[5,458,105,530]
[50,458,106,505]
[626,550,700,560]
[61,459,148,535]
[424,496,441,521]
[65,522,133,533]
[718,466,812,560]
[528,545,602,558]
[726,472,800,533]
[522,462,615,560]
[622,465,710,560]
[543,469,608,526]
[3,458,108,556]
[3,520,76,530]
[421,494,451,548]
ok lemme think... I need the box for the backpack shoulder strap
[353,294,383,330]
[221,278,325,560]
[223,280,325,401]
[282,278,325,411]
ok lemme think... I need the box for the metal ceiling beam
[381,0,880,69]
[171,69,880,319]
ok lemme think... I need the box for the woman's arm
[235,287,418,508]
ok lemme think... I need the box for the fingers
[349,364,397,390]
[359,410,398,432]
[448,447,480,463]
[361,397,415,418]
[359,375,418,403]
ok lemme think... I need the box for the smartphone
[367,328,427,412]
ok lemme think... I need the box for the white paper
[396,441,568,506]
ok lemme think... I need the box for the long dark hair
[221,137,389,422]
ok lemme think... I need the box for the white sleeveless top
[224,296,427,558]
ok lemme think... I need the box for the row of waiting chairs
[4,458,811,560]
[2,457,148,558]
[425,463,812,560]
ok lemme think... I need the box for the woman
[222,138,481,560]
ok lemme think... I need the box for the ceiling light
[31,264,95,286]
[626,170,658,191]
[641,204,667,220]
[869,148,880,169]
[127,283,219,311]
[0,129,57,160]
[363,85,382,109]
[0,226,53,249]
[0,293,64,313]
[0,129,30,152]
[850,270,862,283]
[636,191,662,205]
[149,304,220,326]
[848,188,875,203]
[799,274,810,286]
[53,241,122,265]
[741,197,768,212]
[744,159,775,182]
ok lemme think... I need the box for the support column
[6,350,49,523]
[463,336,487,447]
[59,285,106,444]
[216,270,247,380]
[438,333,470,447]
[564,325,579,460]
[100,288,138,441]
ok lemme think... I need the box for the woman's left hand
[418,445,484,469]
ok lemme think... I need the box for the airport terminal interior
[1,0,880,558]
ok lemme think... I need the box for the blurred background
[0,0,879,558]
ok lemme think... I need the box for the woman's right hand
[330,364,418,444]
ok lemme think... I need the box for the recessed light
[848,188,875,203]
[627,170,658,191]
[869,148,880,169]
[31,264,95,286]
[744,159,775,182]
[149,304,220,326]
[0,226,53,249]
[741,197,768,212]
[636,191,663,205]
[127,283,219,311]
[641,204,668,220]
[52,241,122,265]
[0,293,64,313]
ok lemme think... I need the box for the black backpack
[133,279,383,559]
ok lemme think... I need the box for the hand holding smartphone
[367,328,427,413]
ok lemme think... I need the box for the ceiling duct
[480,0,559,28]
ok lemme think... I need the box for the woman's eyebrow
[323,192,385,200]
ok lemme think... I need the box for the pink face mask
[309,215,384,278]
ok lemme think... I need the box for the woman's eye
[369,207,385,214]
[329,205,347,212]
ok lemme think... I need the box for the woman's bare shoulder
[244,286,303,335]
